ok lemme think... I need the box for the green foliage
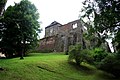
[0,0,7,4]
[68,45,108,66]
[68,44,94,65]
[80,49,94,64]
[114,30,120,52]
[81,0,120,51]
[68,44,81,65]
[1,0,40,58]
[98,53,120,78]
[81,1,120,77]
[34,49,53,53]
[92,48,108,62]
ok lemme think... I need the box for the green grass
[0,53,118,80]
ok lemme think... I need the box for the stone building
[38,19,87,52]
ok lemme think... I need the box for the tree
[0,0,7,15]
[80,1,120,77]
[81,0,120,52]
[1,0,40,59]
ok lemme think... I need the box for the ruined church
[38,19,87,52]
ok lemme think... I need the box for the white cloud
[6,0,85,38]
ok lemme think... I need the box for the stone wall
[38,19,86,52]
[38,36,56,52]
[45,21,62,37]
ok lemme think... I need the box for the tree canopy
[81,0,120,52]
[0,0,40,58]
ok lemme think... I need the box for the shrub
[98,53,120,78]
[81,49,94,64]
[68,44,94,65]
[31,49,53,53]
[92,48,108,62]
[68,44,81,65]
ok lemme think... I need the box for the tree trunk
[20,43,25,59]
[20,49,24,59]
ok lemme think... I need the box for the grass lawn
[0,53,118,80]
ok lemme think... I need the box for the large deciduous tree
[81,0,120,52]
[1,0,40,59]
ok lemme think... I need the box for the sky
[5,0,114,52]
[5,0,84,38]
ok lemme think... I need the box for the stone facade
[38,36,57,52]
[45,21,62,37]
[38,19,86,52]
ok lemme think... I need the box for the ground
[0,53,118,80]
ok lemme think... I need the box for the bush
[68,44,81,65]
[30,49,53,53]
[68,44,94,65]
[92,48,108,62]
[98,53,120,78]
[81,49,94,64]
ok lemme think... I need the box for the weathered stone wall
[45,21,62,37]
[58,19,84,52]
[39,19,86,52]
[38,36,56,52]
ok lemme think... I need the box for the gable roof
[45,21,62,29]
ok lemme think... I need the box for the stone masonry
[38,19,86,52]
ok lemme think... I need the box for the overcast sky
[6,0,84,38]
[5,0,114,52]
